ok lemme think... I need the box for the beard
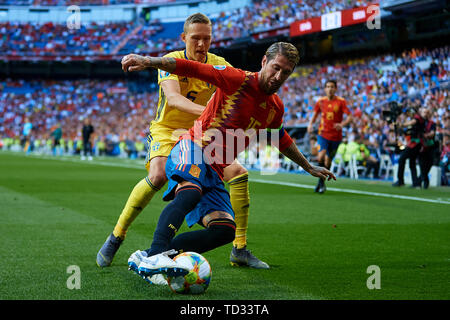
[266,82,281,95]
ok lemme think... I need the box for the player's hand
[121,54,149,72]
[307,124,313,134]
[334,123,343,131]
[308,165,336,181]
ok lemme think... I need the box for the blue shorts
[317,135,341,157]
[163,138,234,228]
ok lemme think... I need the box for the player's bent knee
[147,157,168,188]
[147,171,167,189]
[318,150,326,160]
[232,165,248,176]
[223,164,248,182]
[202,210,233,226]
[175,181,202,195]
[168,183,203,214]
[207,219,236,245]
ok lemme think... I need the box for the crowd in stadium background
[1,0,371,56]
[0,0,449,184]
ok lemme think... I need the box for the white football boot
[128,250,148,274]
[147,274,168,285]
[128,250,168,285]
[138,249,189,278]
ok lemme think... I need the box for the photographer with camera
[418,108,436,189]
[392,105,425,188]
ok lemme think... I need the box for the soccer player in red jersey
[307,80,352,193]
[97,14,268,272]
[121,42,336,278]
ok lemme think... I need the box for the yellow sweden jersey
[150,50,232,131]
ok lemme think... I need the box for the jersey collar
[184,49,208,63]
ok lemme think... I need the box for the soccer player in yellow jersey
[97,13,269,271]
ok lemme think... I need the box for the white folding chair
[350,154,367,179]
[330,153,345,176]
[378,154,394,179]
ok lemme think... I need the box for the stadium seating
[0,1,169,5]
[1,46,448,171]
[0,0,372,56]
[0,21,134,56]
[0,1,448,181]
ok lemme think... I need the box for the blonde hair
[183,13,212,33]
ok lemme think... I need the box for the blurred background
[0,0,449,186]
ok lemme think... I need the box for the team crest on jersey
[213,65,226,70]
[189,164,201,178]
[152,142,160,151]
[159,70,171,78]
[267,108,276,124]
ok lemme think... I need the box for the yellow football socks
[228,173,250,249]
[113,177,160,240]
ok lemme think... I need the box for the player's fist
[121,54,149,73]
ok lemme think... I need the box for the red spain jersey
[314,95,350,141]
[172,58,294,178]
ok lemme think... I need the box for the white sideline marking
[249,178,450,205]
[3,152,449,205]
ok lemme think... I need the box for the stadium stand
[0,0,373,56]
[0,0,448,184]
[1,46,448,165]
[1,21,134,56]
[210,0,371,39]
[0,1,173,5]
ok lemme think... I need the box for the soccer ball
[167,252,212,294]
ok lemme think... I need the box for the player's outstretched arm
[123,54,243,95]
[122,54,176,73]
[281,142,336,181]
[122,54,205,116]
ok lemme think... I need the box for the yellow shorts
[145,125,188,171]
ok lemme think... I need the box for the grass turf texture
[0,151,449,300]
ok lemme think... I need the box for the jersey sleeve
[267,96,294,152]
[314,98,322,113]
[173,58,245,95]
[268,126,294,152]
[341,98,351,114]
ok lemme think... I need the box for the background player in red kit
[307,80,352,193]
[121,42,336,279]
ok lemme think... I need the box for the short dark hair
[183,13,211,33]
[265,42,300,66]
[325,79,337,88]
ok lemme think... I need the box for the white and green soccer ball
[167,252,212,294]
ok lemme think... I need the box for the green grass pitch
[0,151,449,300]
